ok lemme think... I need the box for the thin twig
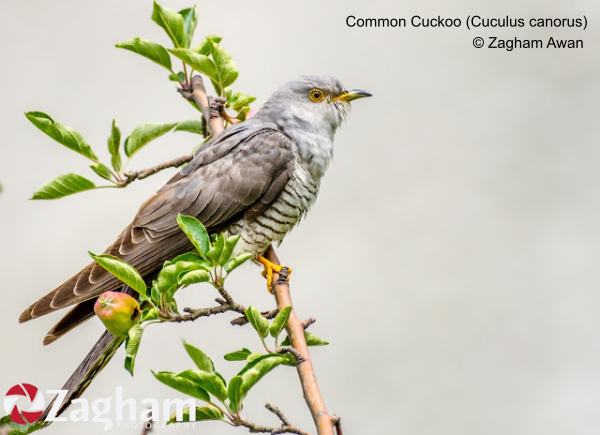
[123,154,192,184]
[235,417,311,435]
[277,346,306,365]
[265,246,336,435]
[265,403,292,427]
[302,318,316,330]
[231,309,279,326]
[332,416,343,435]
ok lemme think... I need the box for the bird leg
[258,255,291,293]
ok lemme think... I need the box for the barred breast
[229,161,320,257]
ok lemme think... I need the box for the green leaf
[206,233,225,265]
[245,306,269,339]
[154,253,211,302]
[90,163,113,181]
[192,35,222,55]
[247,352,263,363]
[179,369,227,402]
[168,71,186,82]
[31,173,96,200]
[182,339,214,372]
[89,253,147,297]
[124,122,177,157]
[0,415,44,434]
[107,119,122,172]
[224,253,253,274]
[178,269,211,286]
[227,376,243,413]
[236,354,286,404]
[281,331,329,347]
[224,348,251,361]
[115,38,172,70]
[175,119,204,134]
[176,214,210,257]
[208,41,238,95]
[228,93,256,111]
[269,306,292,338]
[124,324,144,376]
[179,6,198,48]
[141,307,160,322]
[25,111,98,161]
[168,405,223,423]
[219,234,240,266]
[151,1,186,48]
[152,371,210,402]
[236,106,251,122]
[169,48,217,82]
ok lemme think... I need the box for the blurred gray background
[1,0,600,434]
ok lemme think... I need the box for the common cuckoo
[20,76,371,416]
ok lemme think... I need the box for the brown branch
[332,416,343,435]
[123,154,192,184]
[265,403,292,426]
[265,246,336,435]
[277,346,306,365]
[231,308,279,326]
[178,75,225,136]
[302,318,316,330]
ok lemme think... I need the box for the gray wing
[20,125,295,326]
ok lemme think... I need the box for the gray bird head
[256,76,371,138]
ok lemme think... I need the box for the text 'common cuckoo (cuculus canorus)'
[20,75,371,417]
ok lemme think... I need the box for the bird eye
[309,89,325,102]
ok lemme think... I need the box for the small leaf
[169,48,218,83]
[124,122,177,157]
[208,41,238,95]
[179,6,198,48]
[175,120,204,134]
[224,348,251,361]
[89,253,147,297]
[179,369,227,402]
[124,324,144,376]
[168,71,186,82]
[206,233,225,265]
[228,93,256,111]
[107,119,122,172]
[154,252,211,302]
[25,111,97,161]
[227,376,243,413]
[182,339,214,372]
[245,306,269,339]
[236,354,286,403]
[115,38,172,70]
[152,371,210,402]
[236,106,251,122]
[140,307,160,322]
[219,234,240,266]
[31,173,96,200]
[192,35,222,55]
[281,331,329,347]
[247,352,263,363]
[90,163,113,181]
[168,405,223,424]
[177,214,210,257]
[178,269,211,286]
[224,253,253,274]
[269,306,292,338]
[151,1,186,48]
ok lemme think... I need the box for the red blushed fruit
[94,291,141,337]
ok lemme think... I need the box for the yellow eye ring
[309,89,325,102]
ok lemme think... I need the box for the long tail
[39,330,125,423]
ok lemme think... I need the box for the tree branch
[123,154,192,184]
[178,75,225,136]
[265,246,336,435]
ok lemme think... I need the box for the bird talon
[258,256,291,293]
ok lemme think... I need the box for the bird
[19,75,371,419]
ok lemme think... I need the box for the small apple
[94,291,141,337]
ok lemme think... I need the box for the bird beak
[332,89,373,103]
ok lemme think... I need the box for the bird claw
[258,256,292,293]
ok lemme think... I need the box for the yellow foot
[257,255,292,293]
